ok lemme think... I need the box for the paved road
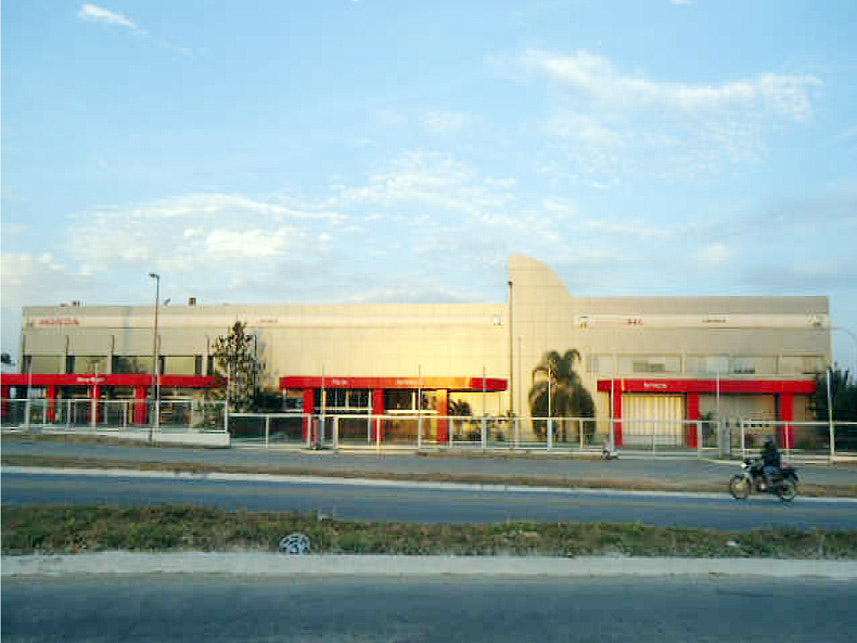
[4,436,857,489]
[4,470,856,530]
[4,575,855,642]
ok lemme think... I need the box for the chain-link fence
[1,397,227,434]
[5,398,856,459]
[735,419,857,460]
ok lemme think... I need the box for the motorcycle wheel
[729,475,750,500]
[777,478,797,502]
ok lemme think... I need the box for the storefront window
[112,356,152,374]
[730,356,776,375]
[686,355,729,374]
[618,355,681,374]
[778,355,826,375]
[68,356,107,374]
[587,354,613,373]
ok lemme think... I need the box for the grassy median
[3,505,856,559]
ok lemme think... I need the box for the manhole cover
[278,533,311,555]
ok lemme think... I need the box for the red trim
[612,386,623,447]
[596,378,815,395]
[134,386,149,425]
[780,393,795,449]
[0,373,219,388]
[280,375,507,392]
[302,390,315,441]
[372,389,385,442]
[687,393,700,448]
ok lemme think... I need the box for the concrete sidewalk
[4,552,857,580]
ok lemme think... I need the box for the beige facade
[17,255,830,429]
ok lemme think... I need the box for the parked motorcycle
[728,458,798,502]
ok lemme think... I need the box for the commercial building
[2,256,830,446]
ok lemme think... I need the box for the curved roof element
[508,255,572,302]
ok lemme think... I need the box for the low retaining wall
[3,426,230,449]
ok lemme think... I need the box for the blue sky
[2,1,856,370]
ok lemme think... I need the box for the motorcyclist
[760,435,781,490]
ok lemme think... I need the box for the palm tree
[528,349,595,441]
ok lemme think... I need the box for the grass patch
[3,505,857,559]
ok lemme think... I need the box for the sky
[2,1,856,371]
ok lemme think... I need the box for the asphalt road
[4,470,856,530]
[5,436,857,489]
[3,575,855,642]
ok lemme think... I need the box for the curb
[4,553,857,579]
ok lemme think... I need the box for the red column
[302,389,315,441]
[436,389,449,443]
[134,386,149,425]
[612,382,623,447]
[1,385,10,419]
[90,383,104,424]
[687,392,700,448]
[372,389,385,442]
[46,385,57,423]
[89,384,101,424]
[779,393,795,450]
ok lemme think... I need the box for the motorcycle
[728,458,798,502]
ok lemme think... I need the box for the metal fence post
[740,421,746,460]
[652,420,656,454]
[224,402,229,436]
[265,415,270,449]
[697,420,702,458]
[333,417,339,451]
[417,413,422,451]
[547,418,553,451]
[481,415,487,450]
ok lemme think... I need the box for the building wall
[20,256,830,431]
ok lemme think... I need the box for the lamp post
[831,326,857,378]
[148,272,160,437]
[508,280,514,418]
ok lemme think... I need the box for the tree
[449,398,474,441]
[212,321,261,412]
[812,368,857,450]
[528,349,595,441]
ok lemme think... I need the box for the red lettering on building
[36,317,81,327]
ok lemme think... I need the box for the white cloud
[65,192,346,285]
[506,49,822,181]
[835,126,857,143]
[700,242,733,265]
[421,110,474,135]
[77,3,192,54]
[670,0,692,5]
[205,229,290,259]
[77,4,144,34]
[524,49,821,121]
[331,151,517,219]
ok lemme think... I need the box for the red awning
[595,378,816,395]
[0,373,219,388]
[280,375,507,392]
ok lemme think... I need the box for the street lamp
[508,280,514,418]
[149,272,160,437]
[831,326,857,378]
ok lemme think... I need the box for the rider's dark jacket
[762,442,781,469]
